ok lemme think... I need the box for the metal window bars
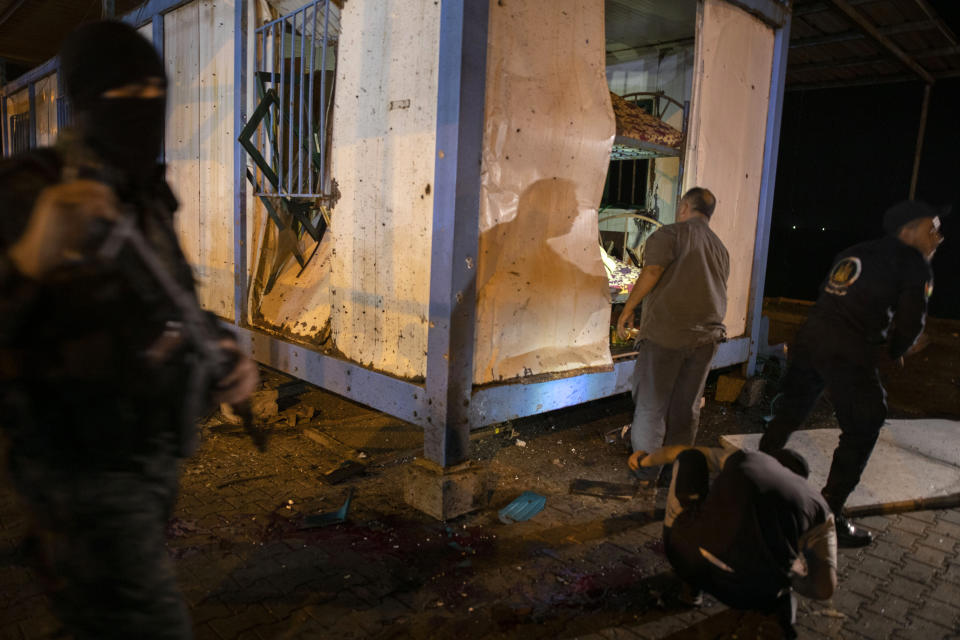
[242,0,339,201]
[238,0,339,291]
[10,112,31,153]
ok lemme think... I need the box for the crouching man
[630,445,837,638]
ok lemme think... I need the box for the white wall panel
[165,2,201,281]
[33,74,57,147]
[197,0,236,319]
[685,0,773,339]
[473,0,615,384]
[163,0,236,321]
[328,0,442,379]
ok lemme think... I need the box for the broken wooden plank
[569,479,637,500]
[844,492,960,518]
[302,428,369,484]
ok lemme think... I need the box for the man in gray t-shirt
[616,187,729,482]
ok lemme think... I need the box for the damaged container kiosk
[1,0,791,516]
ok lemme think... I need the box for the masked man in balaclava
[0,21,257,638]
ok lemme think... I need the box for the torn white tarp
[473,0,615,384]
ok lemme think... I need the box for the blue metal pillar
[152,14,164,56]
[1,59,7,157]
[122,0,194,25]
[233,0,248,326]
[746,11,792,376]
[1,95,7,157]
[423,0,489,466]
[26,83,35,149]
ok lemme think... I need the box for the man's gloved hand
[8,180,119,279]
[212,338,259,405]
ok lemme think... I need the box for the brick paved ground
[1,374,959,639]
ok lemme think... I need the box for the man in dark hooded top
[0,21,257,638]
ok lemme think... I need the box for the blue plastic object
[498,491,546,524]
[303,487,354,528]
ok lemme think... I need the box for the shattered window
[241,0,341,287]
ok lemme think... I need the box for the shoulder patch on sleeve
[824,256,862,296]
[925,280,934,300]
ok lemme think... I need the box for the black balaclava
[60,21,167,182]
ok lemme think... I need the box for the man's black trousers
[758,337,887,514]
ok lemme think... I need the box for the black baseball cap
[883,200,951,235]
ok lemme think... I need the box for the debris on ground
[302,487,354,528]
[498,491,546,524]
[249,389,280,420]
[603,425,630,446]
[216,473,278,489]
[569,478,637,500]
[814,608,847,618]
[271,403,315,427]
[302,428,369,483]
[166,518,200,538]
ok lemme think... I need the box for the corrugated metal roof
[603,0,958,89]
[789,0,960,90]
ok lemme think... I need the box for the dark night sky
[767,3,960,318]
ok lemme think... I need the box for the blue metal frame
[230,324,428,425]
[470,359,636,427]
[0,57,58,103]
[422,0,489,465]
[234,0,249,326]
[467,336,750,427]
[152,14,165,55]
[26,83,35,149]
[747,11,792,376]
[1,92,7,156]
[121,0,195,28]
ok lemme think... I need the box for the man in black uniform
[0,22,257,638]
[759,200,945,547]
[632,445,837,639]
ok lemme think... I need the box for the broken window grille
[10,112,31,154]
[239,0,340,288]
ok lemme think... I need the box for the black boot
[835,514,873,548]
